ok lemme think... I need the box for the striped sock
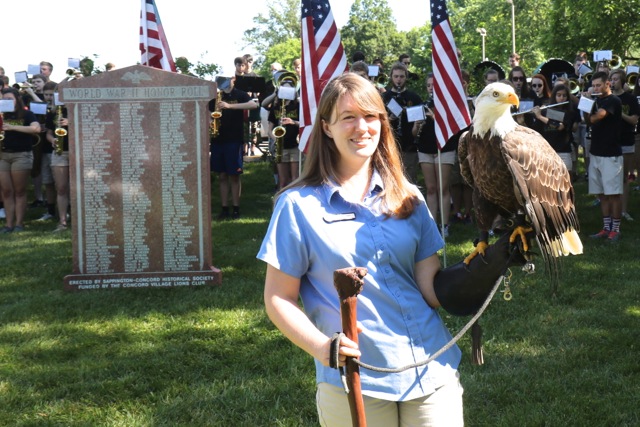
[603,216,611,231]
[611,218,621,233]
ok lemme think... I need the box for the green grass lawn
[1,160,639,426]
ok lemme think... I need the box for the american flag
[299,0,348,152]
[140,0,176,72]
[431,0,470,148]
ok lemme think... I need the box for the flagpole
[437,149,447,267]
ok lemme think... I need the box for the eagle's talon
[463,241,489,265]
[509,226,533,253]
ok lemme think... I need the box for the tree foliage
[242,0,640,87]
[242,0,301,66]
[340,0,405,66]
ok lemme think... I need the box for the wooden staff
[334,267,368,427]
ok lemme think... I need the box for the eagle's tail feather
[549,228,583,257]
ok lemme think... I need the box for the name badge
[323,212,356,223]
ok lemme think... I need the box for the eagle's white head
[472,82,520,138]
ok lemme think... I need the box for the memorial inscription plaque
[61,65,221,290]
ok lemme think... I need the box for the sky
[2,0,430,84]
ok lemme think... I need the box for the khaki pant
[316,374,463,427]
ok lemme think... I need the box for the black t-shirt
[590,94,622,157]
[2,110,38,152]
[416,101,456,154]
[616,91,640,146]
[208,88,252,144]
[382,88,423,152]
[540,107,576,153]
[268,99,300,149]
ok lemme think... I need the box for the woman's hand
[317,333,361,367]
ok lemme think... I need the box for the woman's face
[426,77,434,96]
[555,89,568,104]
[531,78,544,97]
[322,94,380,170]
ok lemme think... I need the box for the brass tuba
[609,55,623,70]
[210,90,222,138]
[628,72,638,91]
[54,105,67,155]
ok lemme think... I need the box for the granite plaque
[60,65,221,290]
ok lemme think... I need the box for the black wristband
[329,332,345,369]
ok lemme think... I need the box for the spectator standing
[584,72,624,241]
[609,68,640,221]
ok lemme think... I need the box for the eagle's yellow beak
[506,91,519,109]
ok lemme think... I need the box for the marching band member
[382,62,422,183]
[0,87,40,233]
[268,75,300,190]
[44,82,70,232]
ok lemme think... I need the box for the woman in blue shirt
[258,73,522,426]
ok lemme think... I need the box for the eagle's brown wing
[500,125,581,257]
[458,129,474,188]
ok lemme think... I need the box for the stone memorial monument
[60,65,221,290]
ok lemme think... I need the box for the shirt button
[379,245,385,251]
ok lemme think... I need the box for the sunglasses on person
[531,83,543,88]
[512,76,525,82]
[403,61,411,65]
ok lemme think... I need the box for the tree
[242,0,300,71]
[340,0,404,67]
[541,0,640,61]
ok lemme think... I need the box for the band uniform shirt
[209,88,252,144]
[382,89,423,153]
[590,94,622,157]
[615,90,640,147]
[1,110,38,152]
[267,99,300,149]
[257,170,461,401]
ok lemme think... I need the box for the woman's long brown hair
[281,73,418,219]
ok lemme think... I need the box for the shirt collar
[323,169,384,205]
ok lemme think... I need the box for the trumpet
[273,100,287,163]
[210,91,222,137]
[54,105,66,155]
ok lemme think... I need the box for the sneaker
[442,224,450,238]
[589,229,610,239]
[52,224,68,233]
[607,231,621,242]
[231,211,241,220]
[0,226,13,234]
[37,213,55,221]
[0,208,5,219]
[216,210,230,221]
[622,212,634,221]
[13,226,24,233]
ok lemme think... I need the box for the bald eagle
[458,82,582,283]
